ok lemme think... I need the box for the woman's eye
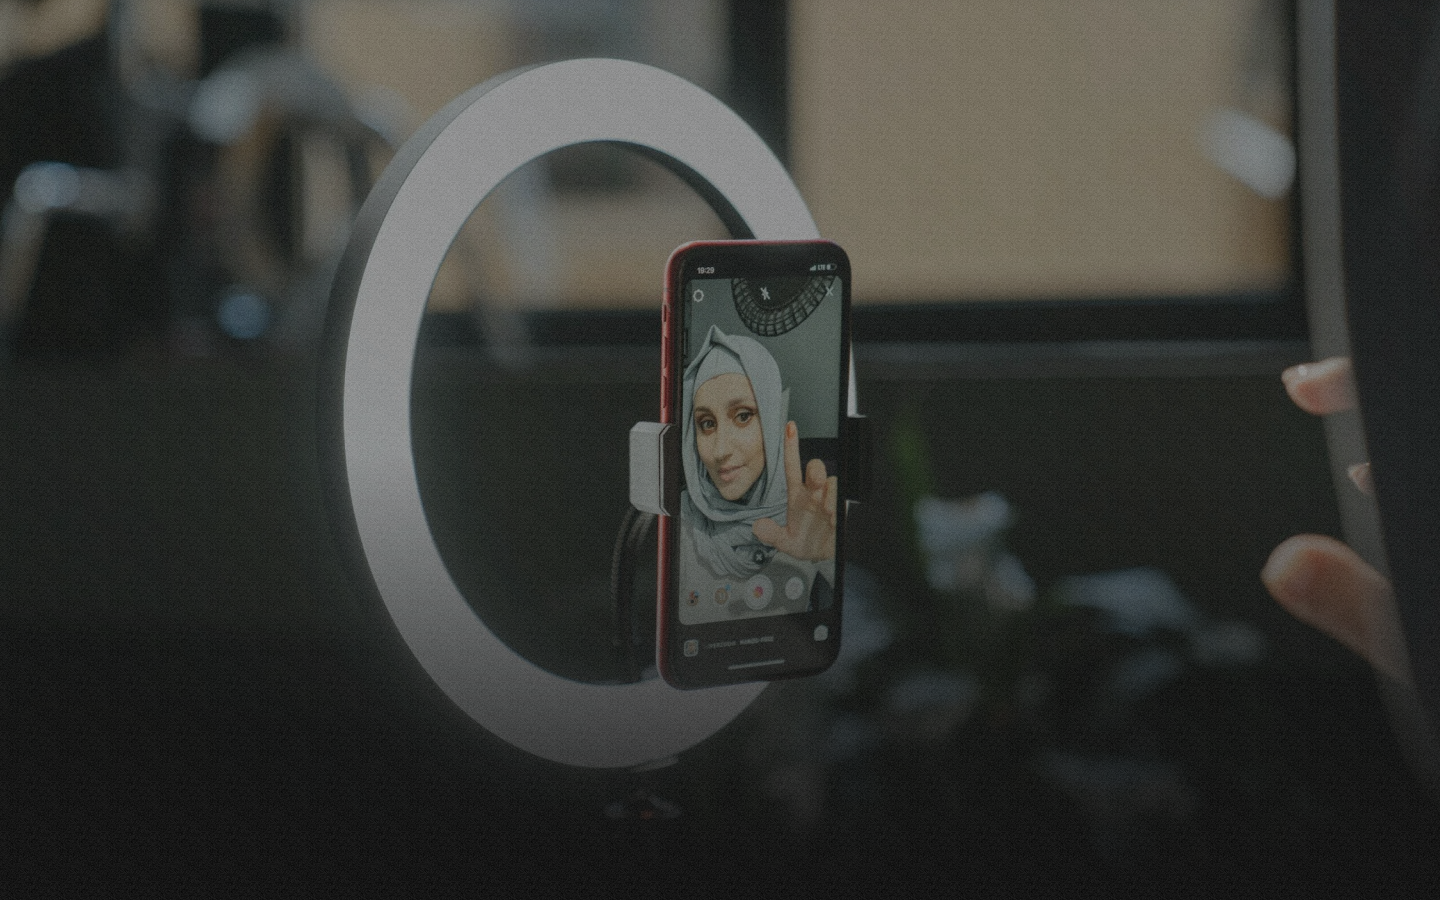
[735,409,753,424]
[697,417,716,433]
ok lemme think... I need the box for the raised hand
[752,421,838,562]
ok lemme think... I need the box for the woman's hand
[1263,357,1410,684]
[753,421,838,562]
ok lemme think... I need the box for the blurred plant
[883,401,941,626]
[737,402,1272,841]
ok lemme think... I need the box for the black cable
[611,506,656,684]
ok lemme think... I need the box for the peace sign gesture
[752,421,838,562]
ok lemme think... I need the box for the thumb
[1263,534,1410,684]
[753,517,783,547]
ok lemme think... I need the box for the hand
[1262,357,1410,683]
[753,421,838,562]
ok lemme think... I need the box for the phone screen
[661,241,850,687]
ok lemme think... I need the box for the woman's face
[693,372,766,501]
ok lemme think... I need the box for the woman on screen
[680,326,837,619]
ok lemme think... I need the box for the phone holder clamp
[627,414,872,518]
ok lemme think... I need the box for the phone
[658,240,852,689]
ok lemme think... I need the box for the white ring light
[329,59,820,769]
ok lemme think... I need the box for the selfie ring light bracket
[328,59,822,770]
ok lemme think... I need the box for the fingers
[1272,359,1403,682]
[805,458,828,493]
[1262,534,1410,684]
[1282,359,1373,497]
[782,421,804,494]
[1348,462,1374,496]
[758,424,839,561]
[1281,356,1358,415]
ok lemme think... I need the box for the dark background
[1,0,1438,893]
[3,339,1437,891]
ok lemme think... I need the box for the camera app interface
[678,269,844,626]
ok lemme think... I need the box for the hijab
[681,325,789,579]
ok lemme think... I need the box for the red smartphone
[658,240,852,689]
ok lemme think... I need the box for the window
[303,0,1303,343]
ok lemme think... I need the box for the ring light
[327,59,820,769]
